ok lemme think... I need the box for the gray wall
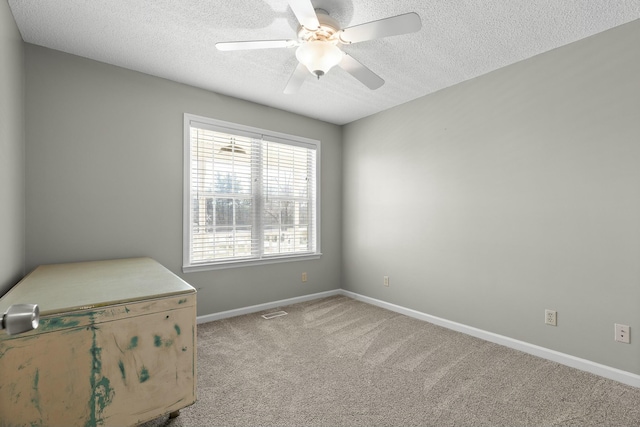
[14,10,640,376]
[24,45,342,315]
[342,20,640,374]
[0,0,25,295]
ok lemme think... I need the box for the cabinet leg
[169,410,180,419]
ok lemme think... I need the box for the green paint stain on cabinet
[118,360,126,380]
[95,377,114,414]
[39,317,80,331]
[154,335,162,347]
[31,369,42,414]
[128,336,138,349]
[86,321,115,427]
[174,324,181,335]
[139,367,150,383]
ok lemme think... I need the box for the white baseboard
[196,288,640,388]
[341,290,640,389]
[196,289,341,324]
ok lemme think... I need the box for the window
[183,114,321,271]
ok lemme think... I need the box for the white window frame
[183,113,321,272]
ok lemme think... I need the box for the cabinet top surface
[0,258,195,316]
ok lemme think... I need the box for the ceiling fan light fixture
[295,41,343,78]
[217,1,422,93]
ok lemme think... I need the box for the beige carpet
[144,295,640,426]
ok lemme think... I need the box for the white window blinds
[184,115,320,271]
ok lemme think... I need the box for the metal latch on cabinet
[1,303,40,335]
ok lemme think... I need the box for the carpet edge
[341,289,640,389]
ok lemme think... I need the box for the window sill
[183,253,322,273]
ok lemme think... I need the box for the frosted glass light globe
[295,41,344,78]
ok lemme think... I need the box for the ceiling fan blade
[216,40,296,51]
[288,0,320,30]
[339,12,422,44]
[284,63,309,94]
[339,54,384,90]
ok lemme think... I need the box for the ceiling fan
[215,0,422,94]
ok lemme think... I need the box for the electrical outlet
[615,324,630,343]
[545,309,557,326]
[383,276,389,287]
[301,272,307,283]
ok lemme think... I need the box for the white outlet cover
[545,309,557,326]
[615,323,630,344]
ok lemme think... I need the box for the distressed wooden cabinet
[0,258,197,427]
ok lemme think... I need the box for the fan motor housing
[298,9,341,43]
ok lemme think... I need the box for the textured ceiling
[8,0,640,125]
